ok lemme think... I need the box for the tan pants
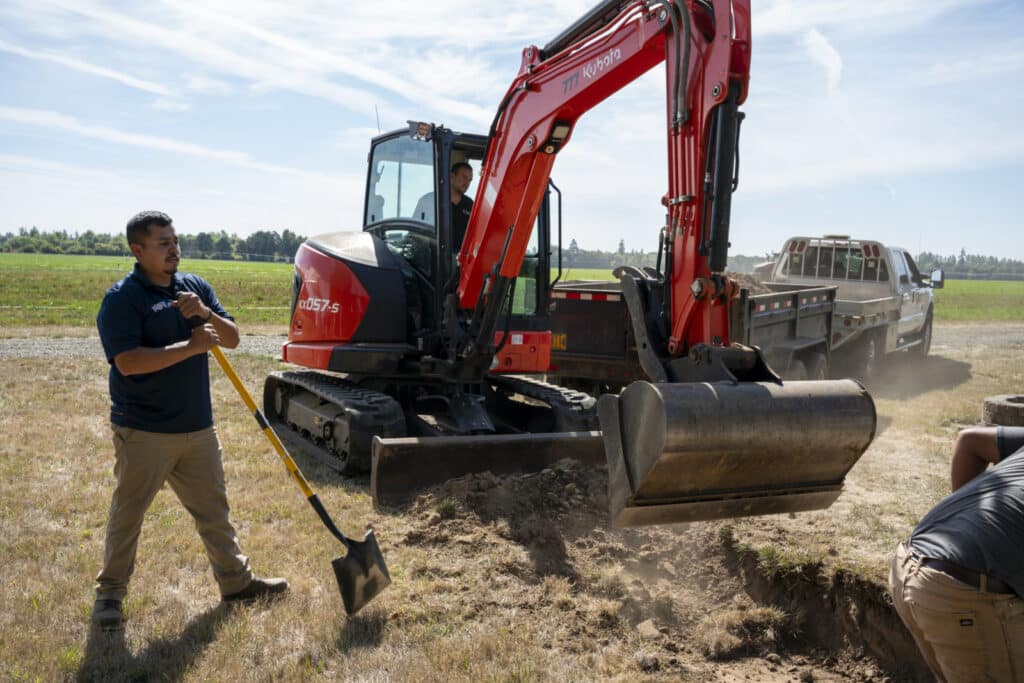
[95,425,252,600]
[889,541,1024,682]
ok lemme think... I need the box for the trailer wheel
[911,309,933,358]
[984,395,1024,427]
[804,352,828,381]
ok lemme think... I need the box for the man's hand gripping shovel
[180,298,390,615]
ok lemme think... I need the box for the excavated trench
[390,456,934,679]
[721,538,931,680]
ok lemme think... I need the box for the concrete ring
[983,395,1024,427]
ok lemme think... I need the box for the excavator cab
[360,123,555,369]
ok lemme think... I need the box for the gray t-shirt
[910,427,1024,595]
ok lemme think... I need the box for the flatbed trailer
[547,279,838,390]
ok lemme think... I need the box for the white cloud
[0,105,348,183]
[802,29,842,93]
[0,37,173,96]
[150,98,190,112]
[184,74,236,95]
[756,0,982,37]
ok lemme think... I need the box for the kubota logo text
[562,48,622,94]
[583,48,621,80]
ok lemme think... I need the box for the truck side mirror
[930,268,944,289]
[899,274,910,285]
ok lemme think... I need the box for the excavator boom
[425,0,875,527]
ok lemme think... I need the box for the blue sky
[1,0,1022,259]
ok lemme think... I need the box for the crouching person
[890,425,1024,681]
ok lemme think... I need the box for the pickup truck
[766,235,943,380]
[546,278,837,393]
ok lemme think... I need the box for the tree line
[914,250,1024,281]
[0,227,305,262]
[4,228,1023,279]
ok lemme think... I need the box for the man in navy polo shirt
[92,210,287,630]
[890,425,1024,680]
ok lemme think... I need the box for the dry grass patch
[696,601,790,660]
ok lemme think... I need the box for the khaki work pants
[889,541,1024,682]
[95,425,252,600]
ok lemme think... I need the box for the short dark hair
[451,162,472,176]
[126,211,173,245]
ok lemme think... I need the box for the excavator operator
[412,162,475,251]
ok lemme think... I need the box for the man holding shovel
[92,210,287,630]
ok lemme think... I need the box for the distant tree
[195,232,214,257]
[617,239,625,255]
[215,234,234,259]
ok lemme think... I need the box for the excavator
[263,0,877,527]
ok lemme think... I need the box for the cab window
[365,136,435,226]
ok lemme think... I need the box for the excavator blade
[598,379,876,527]
[371,431,605,507]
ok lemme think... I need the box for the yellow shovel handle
[210,346,316,499]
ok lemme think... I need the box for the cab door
[901,250,931,331]
[890,250,922,336]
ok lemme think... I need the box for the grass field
[0,254,295,328]
[1,254,1021,330]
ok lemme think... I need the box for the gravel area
[0,335,286,359]
[0,323,1019,360]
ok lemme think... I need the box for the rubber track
[265,370,405,472]
[488,374,599,431]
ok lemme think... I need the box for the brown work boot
[91,599,123,630]
[222,577,289,603]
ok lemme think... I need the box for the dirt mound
[727,271,772,294]
[404,459,608,577]
[392,460,893,679]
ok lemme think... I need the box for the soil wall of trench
[723,540,932,680]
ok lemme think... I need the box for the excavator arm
[454,0,749,374]
[452,0,876,527]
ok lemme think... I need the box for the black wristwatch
[202,310,213,323]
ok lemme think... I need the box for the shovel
[185,307,390,614]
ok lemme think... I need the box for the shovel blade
[332,529,391,615]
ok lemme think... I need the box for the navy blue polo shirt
[910,426,1024,596]
[96,264,233,433]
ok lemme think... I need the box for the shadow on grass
[869,355,972,400]
[77,604,230,683]
[335,607,387,654]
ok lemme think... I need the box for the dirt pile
[727,271,772,294]
[392,460,889,679]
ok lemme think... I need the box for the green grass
[0,253,294,327]
[1,254,1019,329]
[932,279,1024,321]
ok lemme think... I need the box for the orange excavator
[264,0,877,526]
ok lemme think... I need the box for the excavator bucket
[371,431,605,507]
[598,379,876,527]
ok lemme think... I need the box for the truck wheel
[854,335,882,384]
[911,309,933,358]
[984,395,1024,427]
[804,352,828,381]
